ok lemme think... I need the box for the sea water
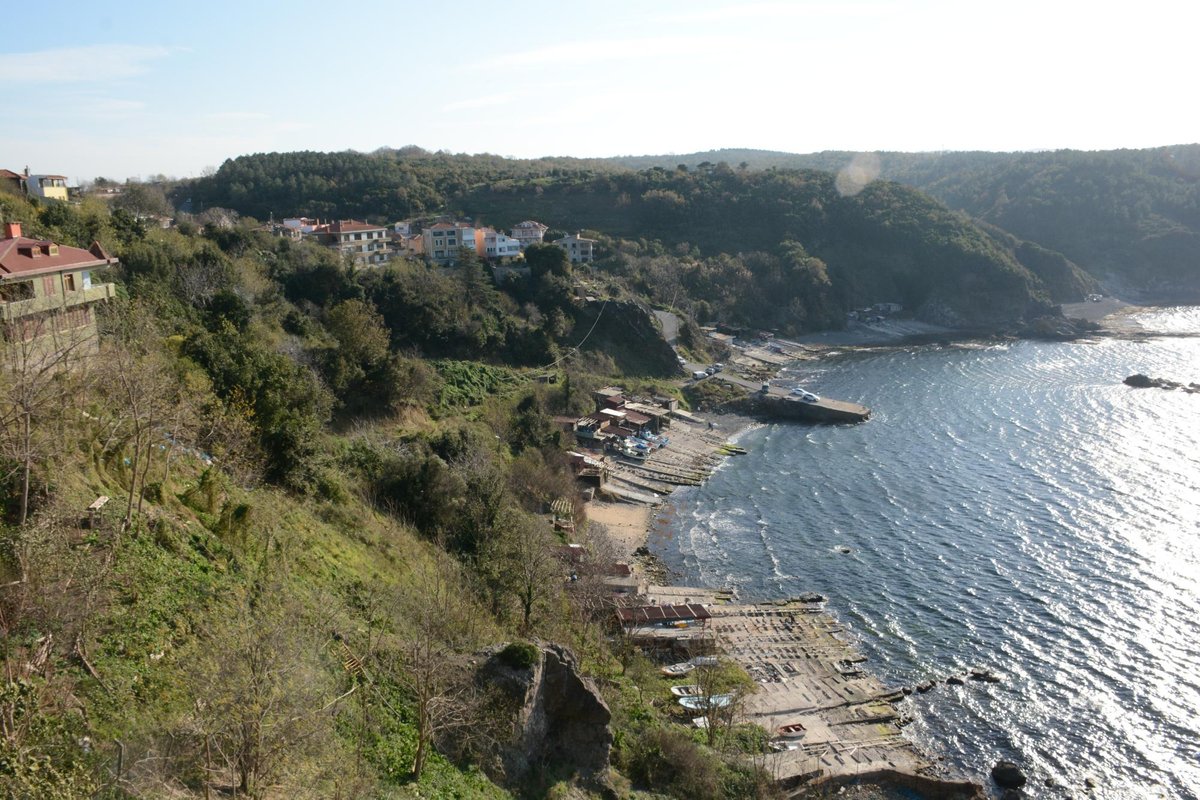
[653,307,1200,799]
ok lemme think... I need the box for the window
[42,276,58,296]
[64,273,76,291]
[0,280,34,301]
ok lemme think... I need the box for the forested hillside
[1,192,774,799]
[186,150,1067,332]
[607,146,1200,300]
[183,147,622,223]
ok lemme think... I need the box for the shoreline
[585,296,1177,563]
[587,299,1195,797]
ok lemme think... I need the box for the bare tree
[98,305,187,530]
[0,311,96,525]
[690,655,756,748]
[181,580,341,799]
[390,554,482,780]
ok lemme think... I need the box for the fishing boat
[777,723,807,738]
[669,685,703,698]
[660,662,696,677]
[679,694,733,710]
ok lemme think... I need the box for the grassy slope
[12,415,510,799]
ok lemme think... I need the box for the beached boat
[660,662,696,677]
[669,685,703,697]
[678,693,733,710]
[777,723,807,738]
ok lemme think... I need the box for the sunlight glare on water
[655,308,1200,798]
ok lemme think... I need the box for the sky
[2,0,1194,182]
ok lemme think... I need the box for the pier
[620,593,981,797]
[682,362,871,423]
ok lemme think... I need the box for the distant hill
[185,149,1068,331]
[597,145,1200,301]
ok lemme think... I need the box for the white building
[483,229,522,260]
[553,232,597,264]
[511,220,549,250]
[25,173,69,202]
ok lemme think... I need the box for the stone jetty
[621,590,982,797]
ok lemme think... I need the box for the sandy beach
[584,500,651,556]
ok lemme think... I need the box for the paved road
[653,309,681,344]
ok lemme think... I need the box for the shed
[616,603,711,628]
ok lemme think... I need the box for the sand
[584,500,652,557]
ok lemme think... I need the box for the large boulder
[479,642,613,788]
[991,760,1027,789]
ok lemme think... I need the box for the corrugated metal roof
[616,604,711,624]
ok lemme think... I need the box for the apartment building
[308,219,391,266]
[482,228,522,260]
[554,232,597,264]
[511,220,549,250]
[422,222,479,265]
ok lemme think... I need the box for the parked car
[692,370,708,380]
[791,388,819,402]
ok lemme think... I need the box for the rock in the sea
[1124,373,1188,390]
[797,591,827,603]
[915,680,936,693]
[991,760,1028,789]
[970,668,1002,683]
[946,675,965,686]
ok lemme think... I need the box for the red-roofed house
[0,222,117,355]
[308,220,391,266]
[1,169,27,196]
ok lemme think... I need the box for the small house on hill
[0,222,117,359]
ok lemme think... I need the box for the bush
[497,641,540,670]
[623,726,723,799]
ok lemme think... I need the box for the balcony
[0,282,116,322]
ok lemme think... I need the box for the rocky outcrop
[991,760,1027,790]
[1124,374,1200,392]
[576,298,681,377]
[478,642,612,789]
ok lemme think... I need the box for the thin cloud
[463,35,733,71]
[0,44,169,83]
[660,1,885,24]
[204,111,271,121]
[440,93,515,113]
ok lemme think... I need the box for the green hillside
[185,150,1062,332]
[0,192,767,799]
[599,145,1200,300]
